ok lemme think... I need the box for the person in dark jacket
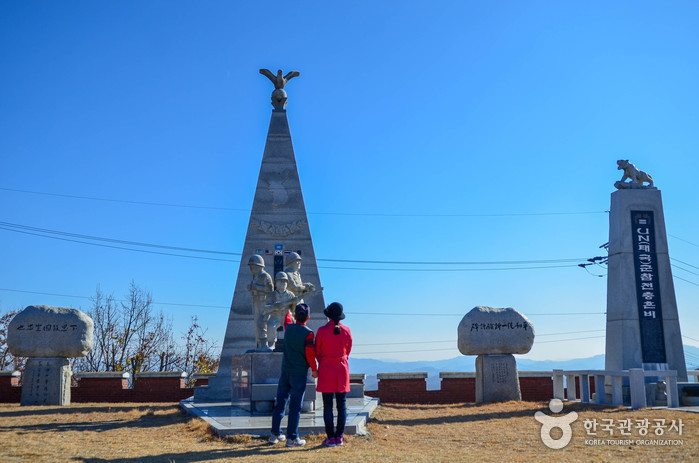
[315,302,352,447]
[269,303,318,447]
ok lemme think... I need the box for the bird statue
[259,69,300,110]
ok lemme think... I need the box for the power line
[674,275,699,286]
[351,347,458,355]
[351,335,606,354]
[347,311,605,316]
[670,234,699,248]
[318,257,586,265]
[0,187,247,212]
[0,226,238,263]
[535,335,605,344]
[0,186,608,218]
[672,264,699,276]
[0,287,230,310]
[0,287,606,316]
[6,220,693,279]
[0,220,592,270]
[671,258,699,271]
[0,221,242,256]
[684,335,699,343]
[321,264,580,272]
[354,330,605,346]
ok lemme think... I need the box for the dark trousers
[322,392,347,439]
[271,373,307,440]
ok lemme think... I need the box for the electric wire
[671,258,699,270]
[0,221,241,256]
[354,330,605,346]
[670,234,699,248]
[0,287,606,316]
[351,336,606,354]
[0,186,607,218]
[0,221,592,270]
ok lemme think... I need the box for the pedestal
[227,352,317,413]
[475,354,521,403]
[21,357,71,406]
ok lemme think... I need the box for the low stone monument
[7,305,93,406]
[458,306,535,403]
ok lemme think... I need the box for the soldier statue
[284,252,315,304]
[247,255,273,350]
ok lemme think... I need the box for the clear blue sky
[1,1,697,365]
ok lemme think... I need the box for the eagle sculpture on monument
[260,69,300,110]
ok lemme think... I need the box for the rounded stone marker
[457,306,535,355]
[7,305,94,358]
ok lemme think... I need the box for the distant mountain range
[350,345,699,390]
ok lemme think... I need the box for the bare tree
[73,282,220,383]
[76,286,119,372]
[179,316,220,387]
[0,308,25,371]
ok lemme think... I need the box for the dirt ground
[0,401,695,462]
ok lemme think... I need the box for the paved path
[181,396,379,437]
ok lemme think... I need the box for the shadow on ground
[372,402,619,427]
[72,440,333,463]
[0,405,184,434]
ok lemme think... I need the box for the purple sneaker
[323,437,336,447]
[335,436,344,446]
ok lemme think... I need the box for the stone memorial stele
[7,305,94,406]
[458,306,535,403]
[195,69,326,405]
[606,160,687,400]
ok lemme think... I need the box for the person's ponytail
[334,320,341,335]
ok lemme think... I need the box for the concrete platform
[181,396,379,437]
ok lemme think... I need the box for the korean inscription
[631,211,666,363]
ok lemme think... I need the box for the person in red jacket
[315,302,352,447]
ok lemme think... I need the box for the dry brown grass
[0,401,696,462]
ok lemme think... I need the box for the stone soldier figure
[259,272,297,351]
[247,255,274,350]
[284,252,315,303]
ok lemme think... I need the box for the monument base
[196,352,319,414]
[475,354,521,403]
[21,357,71,406]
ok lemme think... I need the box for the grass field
[0,401,695,462]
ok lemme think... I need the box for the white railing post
[565,374,577,400]
[629,368,647,409]
[552,370,565,400]
[594,374,606,404]
[665,373,679,408]
[611,375,623,406]
[580,374,590,403]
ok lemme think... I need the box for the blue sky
[1,1,697,365]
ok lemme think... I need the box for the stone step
[181,395,379,437]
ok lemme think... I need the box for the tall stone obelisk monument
[605,160,687,383]
[197,70,326,401]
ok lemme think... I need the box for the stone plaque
[21,357,71,406]
[475,354,521,403]
[458,306,535,355]
[630,211,666,363]
[8,305,93,358]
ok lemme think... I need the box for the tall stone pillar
[605,187,687,382]
[196,71,326,402]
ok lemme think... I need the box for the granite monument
[195,69,326,402]
[458,306,535,403]
[606,160,687,388]
[7,305,93,406]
